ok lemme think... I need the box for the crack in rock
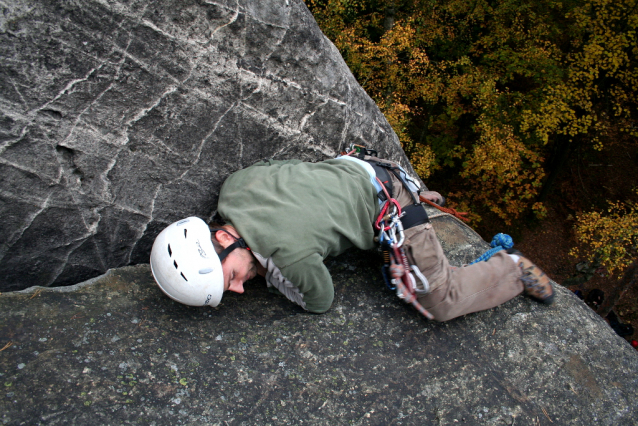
[0,0,413,290]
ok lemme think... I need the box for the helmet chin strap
[211,228,249,262]
[218,239,248,262]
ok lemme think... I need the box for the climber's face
[213,228,258,294]
[222,248,257,294]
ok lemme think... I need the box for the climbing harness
[343,144,435,320]
[345,146,468,221]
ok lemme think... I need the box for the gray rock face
[2,259,637,425]
[5,2,637,424]
[0,0,409,291]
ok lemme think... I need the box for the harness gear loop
[378,211,435,320]
[390,244,435,320]
[342,145,435,320]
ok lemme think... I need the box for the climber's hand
[421,190,445,206]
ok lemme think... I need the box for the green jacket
[218,159,379,313]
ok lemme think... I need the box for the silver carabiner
[394,216,405,247]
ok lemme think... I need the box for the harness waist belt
[400,203,430,229]
[361,156,429,228]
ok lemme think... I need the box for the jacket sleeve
[280,253,334,314]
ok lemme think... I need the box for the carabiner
[394,216,405,247]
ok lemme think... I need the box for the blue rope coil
[469,233,514,265]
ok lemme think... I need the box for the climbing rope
[419,195,469,222]
[469,233,514,265]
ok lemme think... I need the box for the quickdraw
[343,143,435,320]
[376,198,434,321]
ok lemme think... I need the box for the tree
[305,0,638,226]
[571,193,638,315]
[572,193,638,275]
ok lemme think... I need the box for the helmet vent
[173,260,178,269]
[180,272,188,281]
[167,244,172,257]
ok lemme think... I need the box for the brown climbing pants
[366,156,524,321]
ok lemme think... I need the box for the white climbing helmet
[150,217,224,307]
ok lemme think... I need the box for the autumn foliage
[305,0,638,228]
[571,192,638,276]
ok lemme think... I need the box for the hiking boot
[518,256,555,305]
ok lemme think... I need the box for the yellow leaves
[571,191,638,275]
[354,21,431,102]
[457,122,545,224]
[522,0,638,145]
[308,0,638,225]
[382,101,413,146]
[405,142,436,180]
[532,202,548,220]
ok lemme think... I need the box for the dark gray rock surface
[2,248,638,425]
[0,0,410,291]
[4,2,638,423]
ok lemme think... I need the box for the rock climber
[150,148,554,321]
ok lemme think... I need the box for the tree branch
[597,259,638,319]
